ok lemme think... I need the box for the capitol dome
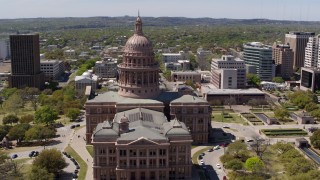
[118,15,160,99]
[124,16,153,54]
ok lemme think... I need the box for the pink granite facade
[118,16,160,99]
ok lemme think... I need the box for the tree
[272,77,284,83]
[250,138,270,159]
[288,90,316,109]
[274,107,289,121]
[220,154,234,164]
[185,79,196,89]
[286,158,314,176]
[20,87,40,111]
[0,88,17,100]
[163,70,171,81]
[27,166,55,180]
[32,149,67,174]
[65,108,80,121]
[2,114,19,126]
[291,170,320,180]
[34,106,58,125]
[0,125,10,142]
[0,150,22,179]
[224,158,243,170]
[7,123,31,144]
[311,109,320,120]
[305,102,319,112]
[246,73,261,87]
[245,156,264,172]
[25,125,56,142]
[311,130,320,149]
[19,114,34,124]
[226,140,249,159]
[280,148,302,160]
[2,93,23,115]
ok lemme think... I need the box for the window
[149,149,156,156]
[129,149,137,156]
[159,149,166,156]
[100,148,106,155]
[120,150,127,156]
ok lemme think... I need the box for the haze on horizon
[1,0,319,21]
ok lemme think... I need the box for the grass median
[65,145,87,180]
[86,145,93,157]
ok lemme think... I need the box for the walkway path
[70,126,93,180]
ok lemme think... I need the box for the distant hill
[0,16,320,33]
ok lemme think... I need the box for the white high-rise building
[304,35,320,68]
[211,55,246,89]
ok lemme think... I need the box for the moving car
[216,164,221,169]
[12,154,18,159]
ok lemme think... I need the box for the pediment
[128,137,159,146]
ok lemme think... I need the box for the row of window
[119,149,166,157]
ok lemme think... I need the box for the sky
[1,0,320,21]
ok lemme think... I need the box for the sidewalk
[70,127,93,180]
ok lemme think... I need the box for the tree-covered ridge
[1,16,320,33]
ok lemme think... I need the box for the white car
[216,164,221,169]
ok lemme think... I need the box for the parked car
[213,145,220,150]
[29,151,35,157]
[70,125,76,129]
[75,124,80,127]
[12,154,18,159]
[216,164,221,169]
[33,151,39,157]
[222,126,230,128]
[207,148,213,152]
[74,169,79,174]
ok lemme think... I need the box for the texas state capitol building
[86,16,211,180]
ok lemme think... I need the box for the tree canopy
[245,156,264,172]
[272,77,284,83]
[32,149,67,174]
[246,73,261,87]
[27,166,55,180]
[288,91,317,109]
[65,108,80,121]
[25,125,56,142]
[7,123,31,143]
[274,107,289,121]
[34,106,58,125]
[311,130,320,149]
[2,114,19,125]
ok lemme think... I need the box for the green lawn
[192,147,211,164]
[65,145,87,180]
[212,113,247,125]
[86,145,93,157]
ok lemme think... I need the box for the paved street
[70,126,93,180]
